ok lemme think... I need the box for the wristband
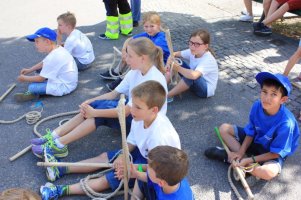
[138,164,143,172]
[251,155,256,163]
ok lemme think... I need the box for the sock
[54,138,65,148]
[59,166,69,175]
[56,185,69,196]
[51,130,59,139]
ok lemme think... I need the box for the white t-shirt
[127,113,181,159]
[115,66,168,114]
[64,29,95,65]
[181,49,218,97]
[40,46,78,96]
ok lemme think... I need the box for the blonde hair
[0,188,41,200]
[142,11,161,25]
[128,37,165,73]
[57,11,76,28]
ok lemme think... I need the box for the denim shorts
[138,178,156,200]
[105,147,147,190]
[233,125,285,173]
[89,99,132,134]
[28,81,47,95]
[74,57,90,71]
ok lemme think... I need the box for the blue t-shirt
[244,100,300,158]
[133,32,170,64]
[147,175,194,200]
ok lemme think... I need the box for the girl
[31,37,168,159]
[167,29,218,101]
[100,11,170,90]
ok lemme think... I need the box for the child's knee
[253,162,280,180]
[219,123,234,136]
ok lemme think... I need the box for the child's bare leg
[263,2,289,26]
[58,118,96,145]
[131,180,144,200]
[219,123,241,152]
[168,79,189,98]
[250,162,279,180]
[68,176,110,195]
[68,152,109,174]
[54,113,86,137]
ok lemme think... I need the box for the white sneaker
[239,14,253,22]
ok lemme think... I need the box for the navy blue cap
[256,72,292,96]
[26,27,57,42]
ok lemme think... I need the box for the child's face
[189,36,208,57]
[130,97,153,122]
[57,19,69,34]
[125,46,143,70]
[260,85,288,115]
[34,37,50,53]
[143,21,160,36]
[147,164,165,186]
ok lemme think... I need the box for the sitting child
[167,29,218,101]
[131,145,194,200]
[15,27,78,102]
[57,12,95,71]
[205,72,300,180]
[40,81,181,199]
[100,11,170,91]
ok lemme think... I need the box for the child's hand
[81,98,94,106]
[17,75,26,82]
[233,158,251,168]
[130,163,139,179]
[79,104,95,119]
[20,68,31,75]
[228,151,243,163]
[113,156,124,180]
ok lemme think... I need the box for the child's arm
[20,62,43,75]
[81,90,120,105]
[228,136,253,163]
[17,74,45,83]
[172,62,202,80]
[236,152,280,167]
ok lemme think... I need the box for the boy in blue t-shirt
[131,145,194,200]
[205,72,299,180]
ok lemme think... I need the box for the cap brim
[26,34,39,42]
[255,72,277,86]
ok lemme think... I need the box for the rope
[228,165,244,200]
[108,46,130,79]
[0,108,43,125]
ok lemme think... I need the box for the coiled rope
[0,108,43,125]
[108,47,130,79]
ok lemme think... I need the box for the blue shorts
[90,99,132,134]
[180,61,208,98]
[233,125,285,173]
[28,81,47,95]
[105,147,147,190]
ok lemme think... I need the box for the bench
[253,0,301,22]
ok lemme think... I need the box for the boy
[57,12,95,71]
[15,27,78,102]
[205,72,299,180]
[40,80,181,199]
[131,145,194,200]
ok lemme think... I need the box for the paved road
[0,0,300,199]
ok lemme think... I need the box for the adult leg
[244,0,253,16]
[263,0,273,16]
[103,0,119,39]
[118,0,133,35]
[130,0,141,23]
[263,2,289,26]
[283,46,301,76]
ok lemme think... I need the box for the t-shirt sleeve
[180,49,191,60]
[244,102,257,137]
[115,71,131,95]
[40,54,60,79]
[194,53,217,75]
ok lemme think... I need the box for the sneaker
[253,22,272,36]
[204,146,228,163]
[98,33,116,40]
[167,97,174,103]
[45,148,65,181]
[32,139,68,159]
[14,91,38,102]
[241,10,248,15]
[133,21,139,27]
[239,14,253,22]
[40,182,62,200]
[106,78,122,91]
[99,70,121,80]
[31,129,54,145]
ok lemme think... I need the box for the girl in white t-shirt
[31,37,168,159]
[167,29,218,100]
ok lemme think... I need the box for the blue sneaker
[31,129,54,145]
[40,182,60,200]
[253,22,272,36]
[45,148,65,182]
[32,139,68,159]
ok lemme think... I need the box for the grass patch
[272,18,301,40]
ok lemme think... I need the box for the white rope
[0,107,43,125]
[108,47,130,79]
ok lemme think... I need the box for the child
[98,0,133,40]
[283,38,301,78]
[57,12,95,71]
[100,11,170,91]
[39,81,181,199]
[131,145,194,200]
[167,29,218,101]
[31,37,168,159]
[14,27,78,102]
[205,72,300,180]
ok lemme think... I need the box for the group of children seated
[14,9,300,200]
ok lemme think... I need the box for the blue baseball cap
[26,27,57,42]
[255,72,292,96]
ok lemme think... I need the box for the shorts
[74,57,91,71]
[28,81,47,95]
[105,147,147,190]
[276,0,301,10]
[90,99,132,134]
[233,125,285,173]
